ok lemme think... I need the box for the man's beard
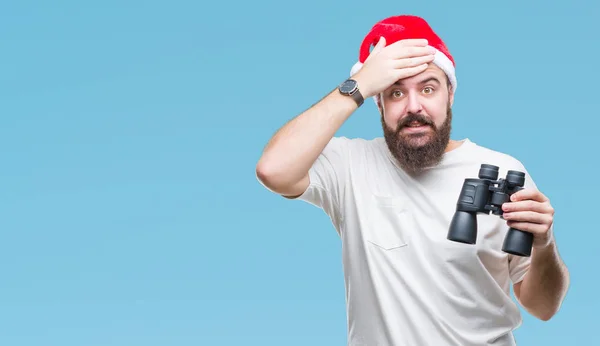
[381,105,452,175]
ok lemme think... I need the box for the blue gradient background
[1,0,597,345]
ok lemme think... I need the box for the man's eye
[392,90,403,97]
[423,87,433,94]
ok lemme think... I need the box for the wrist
[532,224,555,250]
[351,73,373,99]
[338,79,365,107]
[531,237,557,259]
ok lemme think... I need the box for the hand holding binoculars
[447,164,533,257]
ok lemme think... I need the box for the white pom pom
[350,61,363,76]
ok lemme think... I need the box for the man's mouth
[399,120,433,135]
[407,120,428,127]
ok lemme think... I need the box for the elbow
[255,160,286,192]
[521,300,559,322]
[518,265,570,322]
[256,159,306,197]
[537,309,558,322]
[256,162,273,187]
[520,294,567,322]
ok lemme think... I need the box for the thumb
[365,36,385,63]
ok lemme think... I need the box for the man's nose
[406,92,423,114]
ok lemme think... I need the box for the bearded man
[256,14,569,346]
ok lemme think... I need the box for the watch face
[340,80,357,94]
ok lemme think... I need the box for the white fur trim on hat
[350,61,363,78]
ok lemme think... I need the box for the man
[256,15,569,346]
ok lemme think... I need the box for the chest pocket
[364,195,413,250]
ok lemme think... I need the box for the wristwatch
[338,79,364,107]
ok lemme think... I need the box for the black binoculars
[447,164,533,257]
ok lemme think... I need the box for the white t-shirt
[295,136,537,346]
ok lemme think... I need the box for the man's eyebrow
[418,77,441,85]
[394,76,441,86]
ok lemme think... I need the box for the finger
[390,46,437,59]
[506,221,548,235]
[388,38,429,48]
[373,36,386,52]
[502,200,554,214]
[365,36,386,63]
[511,188,548,202]
[393,63,429,79]
[503,211,553,225]
[393,54,435,69]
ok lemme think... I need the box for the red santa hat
[350,15,457,102]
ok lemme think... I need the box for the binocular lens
[478,164,499,180]
[506,171,525,186]
[448,210,477,244]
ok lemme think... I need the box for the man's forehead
[394,65,446,86]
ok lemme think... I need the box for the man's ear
[376,94,383,115]
[446,76,455,107]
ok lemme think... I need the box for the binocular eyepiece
[447,164,533,257]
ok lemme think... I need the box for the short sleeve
[507,160,539,284]
[295,136,351,225]
[508,252,530,284]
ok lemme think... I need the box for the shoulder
[468,140,528,172]
[457,139,541,190]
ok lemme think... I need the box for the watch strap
[339,79,364,107]
[350,89,364,107]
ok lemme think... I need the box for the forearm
[256,87,357,192]
[518,240,570,320]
